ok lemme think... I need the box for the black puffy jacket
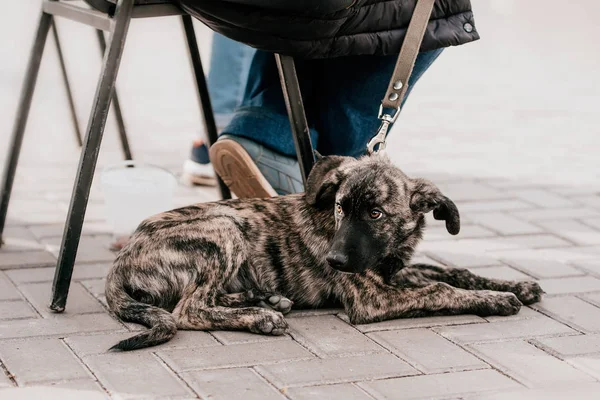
[177,0,478,59]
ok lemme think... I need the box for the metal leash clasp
[366,104,400,154]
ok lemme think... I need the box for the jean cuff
[222,106,319,158]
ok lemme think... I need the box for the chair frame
[0,0,315,312]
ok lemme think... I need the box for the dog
[105,153,543,350]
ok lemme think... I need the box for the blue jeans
[221,49,443,157]
[207,34,256,128]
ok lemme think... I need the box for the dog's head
[305,153,460,274]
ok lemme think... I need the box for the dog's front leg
[342,272,522,325]
[397,264,543,305]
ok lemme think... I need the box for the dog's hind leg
[397,263,543,305]
[174,288,288,335]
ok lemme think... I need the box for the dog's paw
[251,311,288,336]
[473,292,522,317]
[512,281,544,305]
[258,294,293,314]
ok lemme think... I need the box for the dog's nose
[326,253,348,270]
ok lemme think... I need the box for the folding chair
[0,0,315,312]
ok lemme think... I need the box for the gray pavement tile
[257,353,418,388]
[287,315,383,357]
[158,340,314,372]
[0,301,37,320]
[182,368,285,400]
[286,383,372,400]
[0,339,90,386]
[435,315,575,343]
[469,340,595,387]
[359,369,520,400]
[84,352,193,399]
[368,328,488,373]
[533,296,600,332]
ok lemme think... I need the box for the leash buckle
[366,105,400,154]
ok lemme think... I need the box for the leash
[366,0,436,154]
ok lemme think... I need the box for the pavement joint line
[151,351,199,399]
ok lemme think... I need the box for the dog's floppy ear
[410,179,460,235]
[305,155,352,206]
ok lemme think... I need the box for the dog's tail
[105,269,177,351]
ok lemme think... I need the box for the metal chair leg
[274,54,315,185]
[0,11,53,244]
[52,20,83,147]
[50,0,135,312]
[181,15,231,200]
[96,29,133,160]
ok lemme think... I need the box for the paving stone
[424,224,497,241]
[286,383,372,400]
[467,213,544,235]
[537,276,600,295]
[159,340,314,372]
[6,263,110,284]
[0,250,55,269]
[425,251,499,268]
[533,296,600,332]
[0,313,123,339]
[0,371,11,388]
[0,227,43,252]
[501,258,583,278]
[0,339,89,385]
[469,340,594,387]
[287,315,382,357]
[513,189,574,208]
[0,301,37,320]
[573,260,600,277]
[585,217,600,230]
[43,236,115,264]
[491,234,572,249]
[19,282,104,316]
[535,334,600,357]
[81,279,106,299]
[256,353,417,388]
[211,330,292,345]
[0,387,107,400]
[182,368,285,400]
[438,182,507,202]
[0,273,21,301]
[359,369,519,400]
[582,292,600,308]
[469,266,531,281]
[66,330,219,357]
[473,382,600,400]
[435,316,575,343]
[511,208,600,221]
[369,328,487,373]
[350,314,486,333]
[575,195,600,209]
[568,354,600,380]
[84,352,192,399]
[458,200,534,213]
[483,306,542,322]
[536,219,600,245]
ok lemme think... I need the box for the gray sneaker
[209,134,304,198]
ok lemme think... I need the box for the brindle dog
[105,154,543,350]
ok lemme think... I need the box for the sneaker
[210,135,304,198]
[182,139,217,186]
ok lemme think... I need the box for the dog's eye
[369,209,383,220]
[335,203,343,215]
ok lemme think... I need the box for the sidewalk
[1,0,600,399]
